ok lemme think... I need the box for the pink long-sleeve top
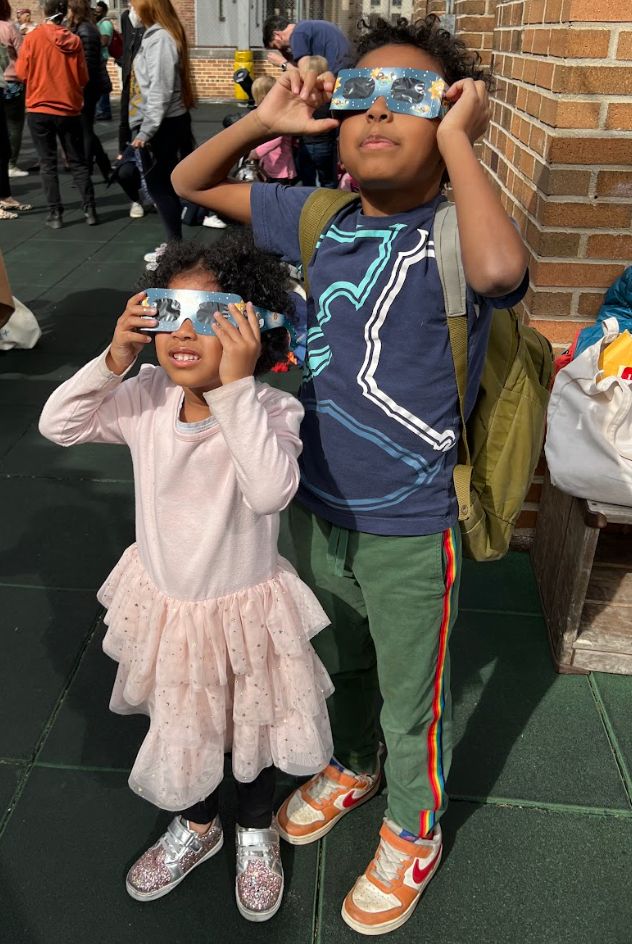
[39,351,305,602]
[253,135,296,180]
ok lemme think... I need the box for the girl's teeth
[173,353,198,362]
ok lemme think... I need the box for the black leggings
[141,111,192,242]
[179,766,276,829]
[0,98,11,200]
[82,84,112,181]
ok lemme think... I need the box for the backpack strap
[433,201,472,521]
[299,190,360,295]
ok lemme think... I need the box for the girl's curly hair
[141,228,296,376]
[355,14,492,90]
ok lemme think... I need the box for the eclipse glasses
[141,289,296,345]
[330,68,448,120]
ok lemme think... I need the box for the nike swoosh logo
[412,856,436,885]
[342,790,365,809]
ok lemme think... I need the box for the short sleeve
[290,22,312,61]
[250,182,315,264]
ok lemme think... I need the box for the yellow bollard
[233,49,254,101]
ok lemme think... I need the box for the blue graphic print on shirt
[251,184,528,536]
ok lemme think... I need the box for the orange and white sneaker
[276,756,382,846]
[341,820,442,935]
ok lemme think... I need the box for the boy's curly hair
[355,14,492,90]
[141,229,296,376]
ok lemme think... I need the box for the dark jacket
[72,19,102,90]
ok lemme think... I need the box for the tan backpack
[299,190,553,561]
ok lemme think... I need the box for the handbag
[545,316,632,506]
[0,296,41,350]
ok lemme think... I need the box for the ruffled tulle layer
[98,545,333,811]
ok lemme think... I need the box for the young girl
[39,232,333,922]
[248,75,297,185]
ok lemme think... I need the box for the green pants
[289,502,462,837]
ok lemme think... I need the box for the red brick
[586,234,632,260]
[554,100,602,129]
[578,293,607,317]
[539,200,632,228]
[532,261,625,286]
[554,65,632,95]
[605,103,632,130]
[568,0,631,21]
[528,289,575,315]
[617,31,632,59]
[595,170,632,198]
[548,135,632,164]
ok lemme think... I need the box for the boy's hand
[106,291,157,375]
[437,78,490,150]
[251,70,339,137]
[213,302,262,386]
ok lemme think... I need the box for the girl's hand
[131,137,145,148]
[252,70,339,137]
[213,302,262,386]
[106,291,157,375]
[437,78,490,149]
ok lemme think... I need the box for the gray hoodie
[132,23,186,143]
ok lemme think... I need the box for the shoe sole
[340,849,442,936]
[125,833,224,902]
[235,876,284,922]
[277,772,382,847]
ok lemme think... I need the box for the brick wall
[487,0,632,347]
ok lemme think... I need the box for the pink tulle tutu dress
[39,353,334,811]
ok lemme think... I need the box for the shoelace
[307,772,344,804]
[372,839,409,886]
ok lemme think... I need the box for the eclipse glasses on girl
[141,289,296,345]
[330,68,448,119]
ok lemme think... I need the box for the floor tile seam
[0,762,34,840]
[587,676,632,808]
[459,605,542,618]
[0,473,133,485]
[28,610,104,770]
[451,792,632,819]
[312,838,327,944]
[0,758,29,767]
[34,761,131,774]
[0,581,98,592]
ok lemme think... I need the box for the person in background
[15,7,35,34]
[66,0,111,182]
[0,0,27,176]
[262,16,354,74]
[94,0,112,120]
[295,54,338,188]
[128,0,195,268]
[248,75,297,185]
[16,0,97,228]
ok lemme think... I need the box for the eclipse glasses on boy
[141,289,297,347]
[330,68,448,120]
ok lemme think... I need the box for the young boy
[173,16,528,937]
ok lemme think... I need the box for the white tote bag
[0,296,41,350]
[545,317,632,506]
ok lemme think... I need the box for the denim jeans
[297,133,338,189]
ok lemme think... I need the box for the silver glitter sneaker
[235,820,284,922]
[126,815,223,901]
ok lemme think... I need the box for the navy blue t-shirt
[252,184,528,536]
[290,20,354,75]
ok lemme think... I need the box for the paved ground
[1,105,631,944]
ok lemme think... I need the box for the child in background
[249,75,297,185]
[39,232,333,922]
[172,14,528,935]
[296,54,338,188]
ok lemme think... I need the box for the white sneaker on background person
[8,165,28,178]
[129,202,144,219]
[202,213,227,229]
